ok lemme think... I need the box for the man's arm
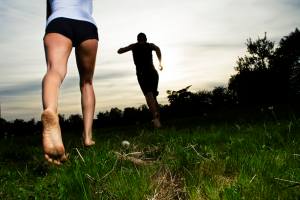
[150,43,163,71]
[117,44,134,54]
[47,0,51,21]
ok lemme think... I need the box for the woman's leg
[42,33,73,165]
[75,39,98,146]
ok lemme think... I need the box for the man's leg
[145,92,162,128]
[42,33,73,166]
[75,39,98,146]
[154,96,160,116]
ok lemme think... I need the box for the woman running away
[42,0,98,165]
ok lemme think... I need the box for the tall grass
[0,104,300,199]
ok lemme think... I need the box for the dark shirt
[132,42,156,74]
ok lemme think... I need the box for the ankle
[43,108,57,116]
[82,131,92,137]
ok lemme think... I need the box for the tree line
[0,28,299,136]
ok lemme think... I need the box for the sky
[0,0,299,121]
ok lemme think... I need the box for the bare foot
[82,132,95,147]
[154,113,162,129]
[42,109,67,166]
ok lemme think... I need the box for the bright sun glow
[153,48,183,84]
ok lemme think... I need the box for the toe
[47,158,53,163]
[60,154,67,163]
[53,160,60,166]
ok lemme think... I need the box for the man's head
[137,33,147,42]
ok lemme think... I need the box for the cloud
[0,69,134,95]
[0,82,41,96]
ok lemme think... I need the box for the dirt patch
[146,166,185,200]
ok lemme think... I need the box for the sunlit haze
[0,0,299,120]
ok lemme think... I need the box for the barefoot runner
[118,33,163,129]
[42,0,98,165]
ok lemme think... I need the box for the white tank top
[46,0,97,28]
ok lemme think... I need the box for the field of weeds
[0,104,300,199]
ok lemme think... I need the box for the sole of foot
[82,132,95,147]
[42,109,67,166]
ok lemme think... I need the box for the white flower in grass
[268,106,273,110]
[122,141,130,149]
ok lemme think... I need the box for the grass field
[1,104,300,199]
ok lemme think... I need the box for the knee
[145,92,154,99]
[47,68,67,82]
[80,79,93,88]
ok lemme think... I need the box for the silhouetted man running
[118,33,162,128]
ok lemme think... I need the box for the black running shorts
[45,17,99,47]
[137,70,159,96]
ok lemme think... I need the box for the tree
[58,114,67,130]
[109,107,123,126]
[96,111,110,127]
[27,118,36,134]
[243,32,274,71]
[192,90,212,105]
[228,32,277,105]
[10,119,26,136]
[68,114,83,129]
[0,118,7,135]
[58,114,65,124]
[211,86,227,107]
[273,28,300,96]
[166,85,192,107]
[229,29,300,105]
[123,107,139,125]
[138,104,152,123]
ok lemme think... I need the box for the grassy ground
[1,104,300,199]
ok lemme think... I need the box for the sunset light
[0,0,299,120]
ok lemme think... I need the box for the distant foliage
[95,105,152,128]
[166,85,193,107]
[229,28,300,105]
[58,114,83,131]
[1,118,40,137]
[274,28,300,95]
[0,118,7,134]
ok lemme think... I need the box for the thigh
[44,33,73,79]
[151,71,159,96]
[75,39,98,84]
[137,73,152,95]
